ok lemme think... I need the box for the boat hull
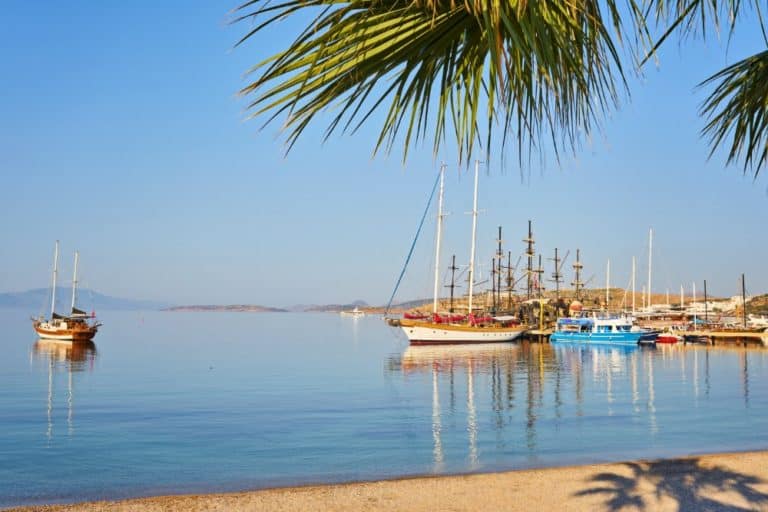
[33,323,98,342]
[400,321,526,345]
[550,331,657,346]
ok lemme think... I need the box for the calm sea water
[1,309,767,508]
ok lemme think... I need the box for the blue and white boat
[550,316,658,346]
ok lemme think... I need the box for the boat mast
[50,240,60,318]
[703,280,708,324]
[550,248,562,301]
[496,226,503,309]
[467,160,480,315]
[742,273,747,329]
[448,255,457,313]
[605,259,610,311]
[680,284,684,308]
[647,228,653,309]
[536,255,544,299]
[692,281,697,326]
[631,256,636,315]
[506,251,513,309]
[71,250,79,313]
[524,220,534,300]
[432,164,446,314]
[572,249,583,301]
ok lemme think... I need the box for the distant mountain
[0,288,170,311]
[163,305,287,313]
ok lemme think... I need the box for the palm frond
[700,50,768,176]
[234,0,651,166]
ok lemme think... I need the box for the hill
[162,305,287,313]
[0,288,169,311]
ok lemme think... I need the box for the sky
[1,2,767,307]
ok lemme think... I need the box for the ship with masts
[389,162,527,345]
[32,241,101,342]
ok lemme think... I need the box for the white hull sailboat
[394,162,527,345]
[32,242,101,342]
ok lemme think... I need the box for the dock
[682,330,768,346]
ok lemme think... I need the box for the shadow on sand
[574,457,768,511]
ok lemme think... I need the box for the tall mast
[703,279,708,324]
[491,258,497,311]
[680,284,684,308]
[506,251,513,308]
[536,255,544,299]
[496,226,503,309]
[448,255,457,313]
[71,250,79,313]
[692,282,697,326]
[550,248,562,301]
[467,160,480,315]
[50,240,60,318]
[605,259,610,310]
[742,273,747,329]
[572,249,583,301]
[647,228,653,309]
[432,165,446,314]
[631,256,636,314]
[524,220,534,299]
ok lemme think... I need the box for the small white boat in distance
[340,306,365,317]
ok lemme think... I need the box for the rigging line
[385,171,442,316]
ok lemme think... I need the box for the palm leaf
[234,0,650,166]
[700,50,768,176]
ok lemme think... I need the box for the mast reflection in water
[386,342,767,472]
[31,340,97,441]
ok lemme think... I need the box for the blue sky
[1,2,767,307]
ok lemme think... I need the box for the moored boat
[32,242,101,342]
[388,162,527,345]
[550,316,657,346]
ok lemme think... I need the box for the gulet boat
[32,241,101,342]
[388,162,526,345]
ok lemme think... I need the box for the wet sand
[10,450,768,512]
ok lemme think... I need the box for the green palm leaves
[235,1,647,165]
[235,1,768,177]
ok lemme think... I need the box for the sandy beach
[9,450,768,512]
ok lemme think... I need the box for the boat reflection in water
[386,342,765,473]
[31,340,97,441]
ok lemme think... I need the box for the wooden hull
[399,320,526,345]
[33,323,98,342]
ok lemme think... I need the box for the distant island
[163,305,288,313]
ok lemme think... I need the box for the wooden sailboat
[397,162,527,345]
[32,241,101,342]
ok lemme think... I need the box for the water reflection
[31,340,97,441]
[386,342,765,470]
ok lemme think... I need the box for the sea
[1,309,767,508]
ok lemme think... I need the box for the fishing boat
[32,241,101,342]
[388,162,527,345]
[550,316,658,346]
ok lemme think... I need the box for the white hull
[36,333,79,342]
[401,323,526,344]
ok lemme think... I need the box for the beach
[10,450,768,512]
